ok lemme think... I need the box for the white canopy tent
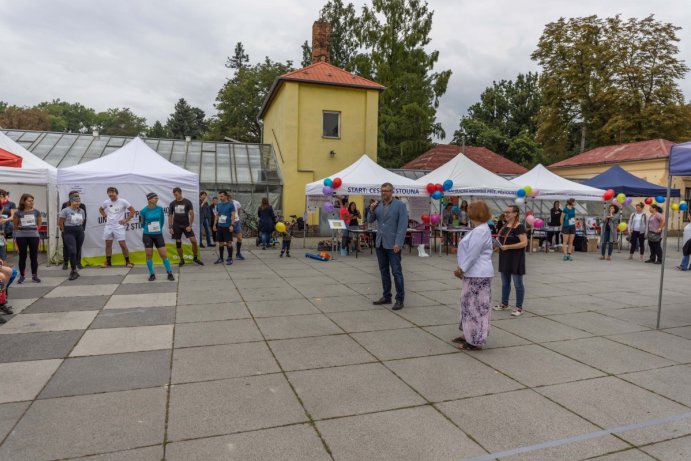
[0,132,59,261]
[511,164,605,201]
[417,153,517,197]
[58,137,199,266]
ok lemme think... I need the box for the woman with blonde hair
[453,200,494,350]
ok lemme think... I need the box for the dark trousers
[600,227,613,256]
[16,236,39,276]
[649,239,663,262]
[63,229,83,265]
[63,227,85,270]
[281,240,291,254]
[200,217,213,246]
[629,231,645,255]
[376,246,404,302]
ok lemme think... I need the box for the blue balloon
[680,203,689,211]
[323,178,333,187]
[432,191,443,200]
[452,205,460,213]
[516,189,527,198]
[443,179,453,191]
[656,196,665,204]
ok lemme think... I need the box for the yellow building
[258,61,384,222]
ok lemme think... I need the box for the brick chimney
[311,20,331,63]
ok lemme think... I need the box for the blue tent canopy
[669,141,691,176]
[583,165,680,197]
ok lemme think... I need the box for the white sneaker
[493,303,510,311]
[511,308,524,317]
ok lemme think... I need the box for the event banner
[57,183,199,266]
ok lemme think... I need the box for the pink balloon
[534,218,545,228]
[531,189,540,198]
[430,213,441,224]
[525,215,536,226]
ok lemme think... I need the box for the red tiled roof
[258,62,384,120]
[549,139,674,168]
[401,144,528,175]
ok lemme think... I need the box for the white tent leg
[655,174,673,329]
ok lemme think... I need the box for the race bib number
[110,206,120,214]
[147,221,161,233]
[568,217,575,225]
[21,215,36,227]
[175,205,186,214]
[219,215,228,224]
[71,213,84,225]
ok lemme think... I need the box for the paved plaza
[0,244,690,460]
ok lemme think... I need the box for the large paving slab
[70,325,173,356]
[0,330,83,362]
[269,334,376,371]
[0,359,62,403]
[0,310,98,334]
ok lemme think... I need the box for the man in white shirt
[228,194,245,260]
[98,187,136,268]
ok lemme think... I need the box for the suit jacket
[368,199,408,249]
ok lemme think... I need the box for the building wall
[262,81,379,222]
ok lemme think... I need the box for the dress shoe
[372,297,392,305]
[0,304,13,315]
[392,301,404,310]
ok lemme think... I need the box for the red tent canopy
[0,147,22,168]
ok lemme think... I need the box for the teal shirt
[562,207,576,227]
[140,205,165,235]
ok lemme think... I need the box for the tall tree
[227,42,250,70]
[0,106,51,130]
[94,108,147,136]
[453,72,543,166]
[357,0,452,167]
[300,40,312,68]
[147,120,170,138]
[210,56,293,142]
[165,98,207,139]
[36,99,96,133]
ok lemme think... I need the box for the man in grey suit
[368,182,408,310]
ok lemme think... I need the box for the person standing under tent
[560,198,577,261]
[645,204,665,264]
[140,193,175,281]
[545,200,562,253]
[627,202,647,261]
[61,190,87,270]
[199,191,213,248]
[99,187,135,268]
[213,191,235,265]
[0,190,16,261]
[676,210,691,271]
[169,187,203,267]
[368,182,408,310]
[13,194,42,283]
[599,204,621,261]
[58,195,86,281]
[493,205,528,316]
[229,193,245,260]
[459,200,469,227]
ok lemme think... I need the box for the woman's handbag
[648,232,662,243]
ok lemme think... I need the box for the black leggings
[63,227,85,270]
[649,240,663,262]
[629,231,645,255]
[16,236,39,276]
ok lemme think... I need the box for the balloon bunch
[671,201,688,212]
[525,213,545,229]
[322,177,342,214]
[426,179,453,200]
[421,213,441,225]
[602,189,634,207]
[515,185,538,205]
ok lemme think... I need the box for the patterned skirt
[459,277,492,347]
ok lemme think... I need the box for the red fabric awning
[0,147,22,168]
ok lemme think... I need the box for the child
[280,221,293,257]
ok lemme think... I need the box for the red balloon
[603,189,615,201]
[332,177,342,189]
[426,183,436,194]
[644,197,653,205]
[435,183,444,192]
[421,214,431,224]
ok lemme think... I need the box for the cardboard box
[587,237,599,252]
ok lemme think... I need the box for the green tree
[210,55,293,142]
[300,40,312,68]
[0,101,7,115]
[147,121,170,138]
[453,72,542,166]
[94,108,147,136]
[0,106,52,130]
[357,0,452,167]
[36,99,96,133]
[165,98,207,139]
[227,42,250,70]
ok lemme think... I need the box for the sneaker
[287,253,291,257]
[280,253,283,258]
[226,258,233,265]
[102,262,112,268]
[148,274,156,281]
[179,260,186,267]
[627,254,633,260]
[193,258,204,266]
[493,303,510,311]
[563,255,568,261]
[644,259,654,264]
[68,271,79,281]
[567,255,573,261]
[200,244,206,248]
[167,272,175,281]
[0,304,13,315]
[77,263,84,269]
[17,275,25,284]
[675,266,686,271]
[236,254,245,260]
[511,308,524,317]
[62,263,68,270]
[214,258,224,264]
[32,275,41,283]
[125,262,134,268]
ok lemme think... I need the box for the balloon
[421,213,431,224]
[531,188,540,198]
[452,205,460,213]
[435,183,444,192]
[323,178,333,187]
[332,178,342,189]
[525,210,534,216]
[617,222,628,232]
[644,197,653,205]
[534,218,545,229]
[671,203,679,211]
[322,186,333,196]
[275,222,286,233]
[442,179,453,191]
[680,202,689,211]
[426,183,435,194]
[516,189,527,198]
[523,186,533,196]
[323,202,334,213]
[525,215,536,226]
[430,213,441,224]
[624,197,633,206]
[515,197,525,205]
[604,189,615,200]
[432,191,443,200]
[616,193,626,203]
[656,196,665,204]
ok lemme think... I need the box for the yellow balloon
[275,222,286,233]
[671,203,680,211]
[617,222,627,232]
[616,193,626,203]
[523,186,533,195]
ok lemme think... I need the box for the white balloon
[515,197,525,205]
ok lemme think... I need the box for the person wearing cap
[58,195,86,280]
[140,193,174,281]
[60,190,87,270]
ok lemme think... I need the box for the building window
[322,111,340,139]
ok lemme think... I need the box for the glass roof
[2,130,282,188]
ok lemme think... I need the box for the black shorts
[143,234,166,249]
[561,225,576,235]
[216,227,233,243]
[172,225,195,240]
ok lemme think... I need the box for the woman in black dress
[492,205,528,316]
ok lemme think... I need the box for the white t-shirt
[684,222,691,245]
[631,213,644,232]
[102,198,131,228]
[232,200,241,223]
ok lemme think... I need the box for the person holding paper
[140,193,175,282]
[12,194,42,283]
[58,195,86,281]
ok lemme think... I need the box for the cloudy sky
[1,0,690,141]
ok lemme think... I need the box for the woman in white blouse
[627,202,647,261]
[453,201,495,350]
